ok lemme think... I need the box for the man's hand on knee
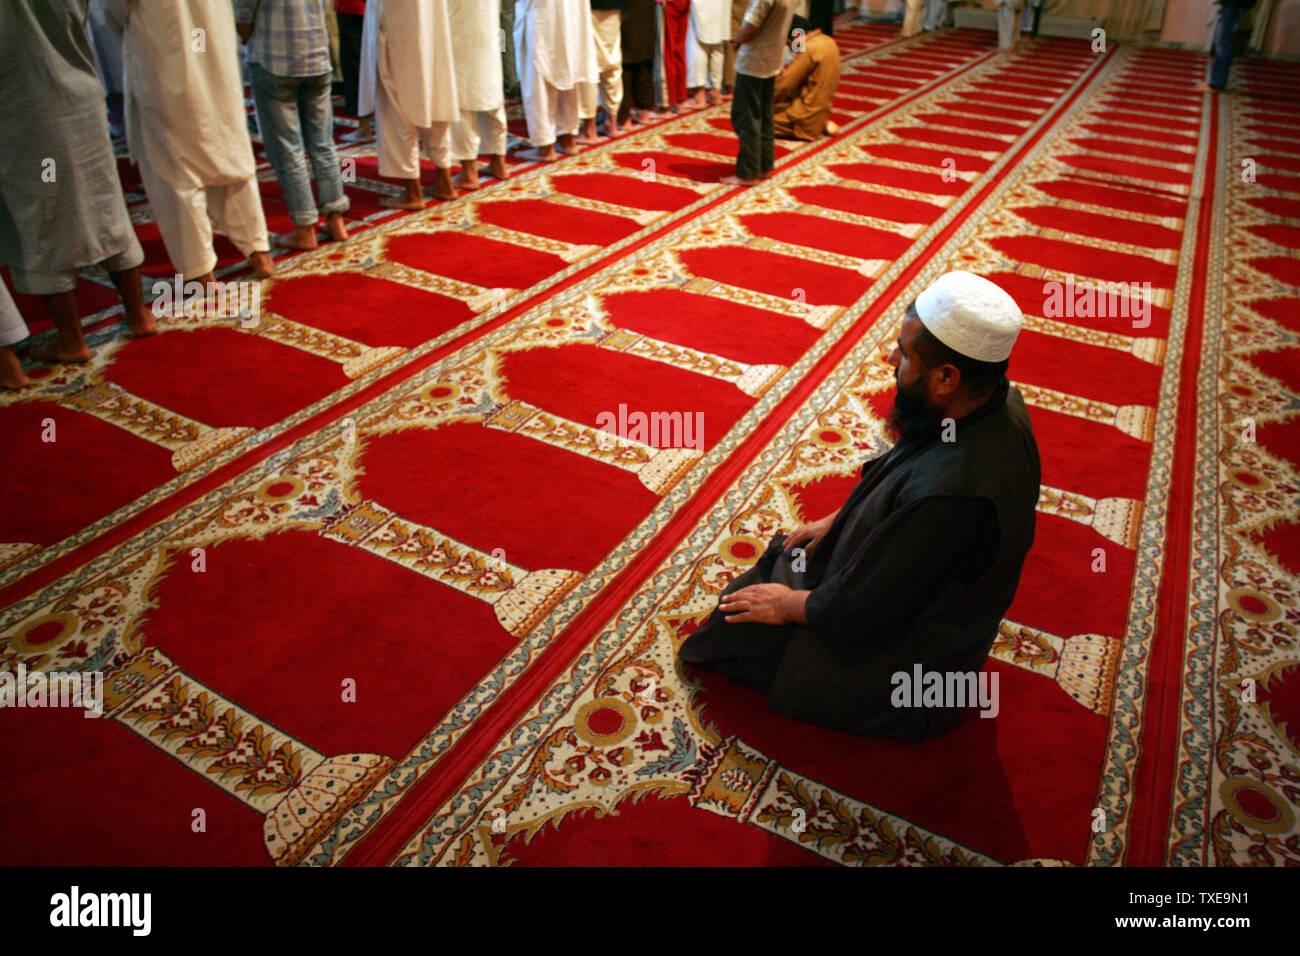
[720,584,809,626]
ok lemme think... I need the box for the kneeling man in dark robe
[678,271,1041,740]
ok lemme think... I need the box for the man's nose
[887,347,900,367]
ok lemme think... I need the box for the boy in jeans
[236,0,351,249]
[723,0,795,186]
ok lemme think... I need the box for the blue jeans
[250,65,349,226]
[1209,5,1243,90]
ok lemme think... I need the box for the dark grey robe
[679,380,1042,740]
[0,0,139,276]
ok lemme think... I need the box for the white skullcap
[913,271,1022,363]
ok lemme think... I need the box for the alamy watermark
[50,886,150,936]
[1042,274,1151,328]
[890,665,999,719]
[151,275,261,328]
[0,663,103,718]
[595,404,704,451]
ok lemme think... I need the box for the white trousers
[578,9,624,121]
[523,80,580,147]
[686,18,725,90]
[450,105,509,160]
[376,80,452,177]
[997,1,1024,50]
[0,282,29,348]
[138,156,270,280]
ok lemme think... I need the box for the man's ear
[933,362,962,397]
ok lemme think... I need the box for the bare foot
[487,155,508,180]
[453,168,481,190]
[720,174,762,186]
[32,344,92,365]
[432,167,458,201]
[124,305,157,336]
[575,132,605,145]
[519,146,559,163]
[249,250,275,278]
[325,212,349,241]
[557,134,580,156]
[275,225,319,251]
[381,195,425,210]
[0,347,32,389]
[684,92,708,109]
[825,120,840,135]
[708,90,722,106]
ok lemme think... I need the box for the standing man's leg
[0,284,31,388]
[251,65,320,251]
[725,72,763,184]
[8,269,90,363]
[417,123,457,200]
[708,43,724,103]
[596,10,624,133]
[685,14,708,108]
[902,0,923,36]
[102,243,155,336]
[523,75,563,161]
[206,178,275,278]
[138,159,221,283]
[376,81,426,208]
[299,70,350,241]
[501,0,521,100]
[337,12,373,141]
[452,110,484,189]
[760,75,775,177]
[555,86,581,155]
[480,105,509,180]
[667,0,690,110]
[1208,5,1243,91]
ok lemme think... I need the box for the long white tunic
[372,0,458,128]
[690,0,732,45]
[110,0,256,188]
[448,0,504,112]
[514,0,597,94]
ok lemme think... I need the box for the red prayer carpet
[1,21,1297,867]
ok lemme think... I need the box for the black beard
[888,371,944,441]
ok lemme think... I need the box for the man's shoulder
[808,32,839,55]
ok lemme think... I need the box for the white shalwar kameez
[369,0,459,177]
[448,0,509,162]
[687,0,729,91]
[514,0,597,148]
[109,0,269,279]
